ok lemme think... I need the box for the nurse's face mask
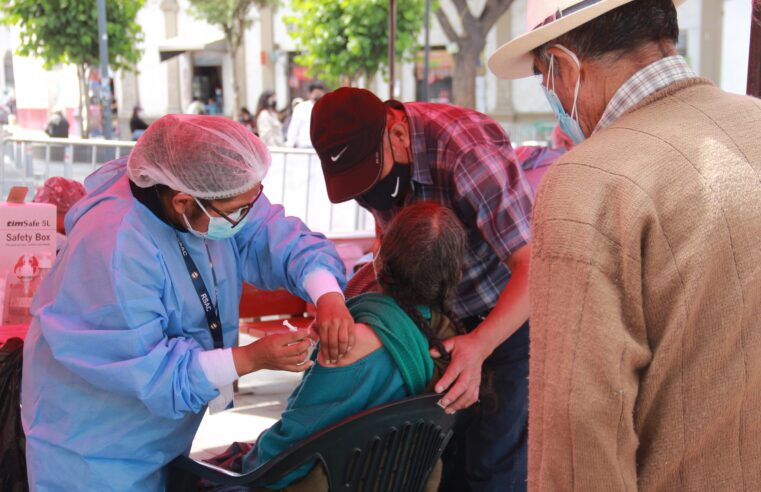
[183,184,264,240]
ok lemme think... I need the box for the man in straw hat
[488,0,761,489]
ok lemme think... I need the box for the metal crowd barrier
[0,135,374,236]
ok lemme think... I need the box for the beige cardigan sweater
[529,78,761,491]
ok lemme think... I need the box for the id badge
[208,383,234,415]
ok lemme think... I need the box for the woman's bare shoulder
[316,323,383,368]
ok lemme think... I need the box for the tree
[436,0,514,108]
[286,0,425,87]
[189,0,272,119]
[1,0,144,138]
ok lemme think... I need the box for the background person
[311,87,533,491]
[281,96,303,137]
[22,115,353,490]
[205,97,221,115]
[255,90,284,147]
[238,107,256,133]
[489,0,761,489]
[286,82,325,148]
[44,106,69,138]
[130,105,149,141]
[185,97,206,115]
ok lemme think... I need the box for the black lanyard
[175,234,224,349]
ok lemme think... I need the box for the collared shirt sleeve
[233,193,347,302]
[453,142,533,262]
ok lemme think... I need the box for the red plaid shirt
[361,101,533,318]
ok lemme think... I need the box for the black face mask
[361,162,411,211]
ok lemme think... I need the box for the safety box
[0,198,56,330]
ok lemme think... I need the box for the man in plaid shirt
[311,87,533,491]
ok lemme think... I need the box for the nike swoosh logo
[390,177,401,198]
[330,145,349,162]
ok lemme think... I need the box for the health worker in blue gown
[21,114,355,491]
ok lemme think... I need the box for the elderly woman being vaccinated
[21,115,353,490]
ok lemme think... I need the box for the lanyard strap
[175,234,224,349]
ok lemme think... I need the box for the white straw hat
[488,0,686,80]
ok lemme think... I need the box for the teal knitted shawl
[346,293,433,395]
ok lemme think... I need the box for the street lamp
[97,0,112,139]
[422,0,431,102]
[389,0,396,97]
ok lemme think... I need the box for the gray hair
[532,0,679,65]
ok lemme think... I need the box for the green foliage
[286,0,425,85]
[188,0,268,49]
[0,0,144,71]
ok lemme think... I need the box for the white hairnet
[127,114,270,200]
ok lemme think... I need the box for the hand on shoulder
[317,322,382,367]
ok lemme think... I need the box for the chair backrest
[271,393,455,491]
[170,394,455,492]
[0,338,28,491]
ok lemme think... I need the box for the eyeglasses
[200,184,264,228]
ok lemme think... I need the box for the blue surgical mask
[183,198,248,240]
[541,44,586,145]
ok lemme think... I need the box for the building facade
[0,0,752,142]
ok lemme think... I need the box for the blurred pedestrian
[281,97,303,137]
[286,82,325,148]
[130,105,149,141]
[238,107,256,133]
[185,97,205,115]
[255,90,284,147]
[44,106,69,138]
[205,97,221,116]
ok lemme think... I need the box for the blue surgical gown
[21,158,346,491]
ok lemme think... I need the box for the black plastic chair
[0,338,27,491]
[167,393,455,492]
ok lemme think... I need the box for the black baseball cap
[311,87,387,203]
